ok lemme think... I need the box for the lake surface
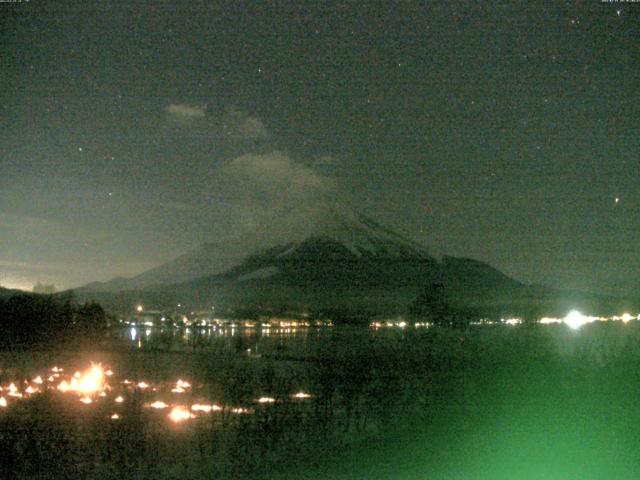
[1,322,639,479]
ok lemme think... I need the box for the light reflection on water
[118,324,333,356]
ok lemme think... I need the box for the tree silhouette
[409,283,451,322]
[0,292,108,347]
[409,282,476,328]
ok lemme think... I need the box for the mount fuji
[78,202,525,315]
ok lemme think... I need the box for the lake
[1,321,639,479]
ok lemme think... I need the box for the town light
[564,310,588,330]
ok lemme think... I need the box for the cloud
[218,151,333,201]
[165,103,206,119]
[222,107,268,140]
[210,151,337,241]
[162,103,267,143]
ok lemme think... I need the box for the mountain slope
[161,233,525,316]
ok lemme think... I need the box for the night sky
[1,1,638,295]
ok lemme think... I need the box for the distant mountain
[0,286,28,299]
[78,203,531,315]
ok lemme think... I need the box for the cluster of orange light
[0,363,313,424]
[57,364,107,395]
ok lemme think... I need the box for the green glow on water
[285,324,640,480]
[402,332,640,479]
